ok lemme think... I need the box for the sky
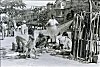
[23,0,56,8]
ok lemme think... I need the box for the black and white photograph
[0,0,100,67]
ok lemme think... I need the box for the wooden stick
[89,0,93,62]
[73,14,77,59]
[79,13,83,59]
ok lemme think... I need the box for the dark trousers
[59,44,63,49]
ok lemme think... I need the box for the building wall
[94,0,100,7]
[54,0,74,24]
[47,3,54,19]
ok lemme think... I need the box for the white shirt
[46,19,59,26]
[2,23,7,30]
[46,19,59,37]
[56,34,62,44]
[59,36,72,51]
[21,24,27,30]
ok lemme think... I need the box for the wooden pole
[96,15,99,54]
[73,14,77,59]
[97,15,99,36]
[89,0,93,62]
[79,13,83,59]
[76,14,79,59]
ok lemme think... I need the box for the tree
[38,9,48,25]
[1,0,26,34]
[1,0,26,16]
[70,0,100,13]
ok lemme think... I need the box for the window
[56,10,61,17]
[98,2,100,6]
[95,2,97,5]
[61,2,65,9]
[62,11,64,14]
[57,3,61,8]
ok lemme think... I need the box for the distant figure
[21,21,27,35]
[46,15,59,42]
[2,22,7,39]
[10,26,15,36]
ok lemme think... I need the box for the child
[26,35,34,58]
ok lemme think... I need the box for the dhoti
[46,26,58,42]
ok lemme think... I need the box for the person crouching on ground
[16,36,26,53]
[35,33,46,53]
[58,32,72,55]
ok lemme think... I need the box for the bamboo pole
[89,0,93,62]
[76,13,83,59]
[73,14,77,59]
[79,13,83,59]
[96,15,99,54]
[97,15,99,36]
[76,14,79,59]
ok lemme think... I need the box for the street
[0,0,100,66]
[1,30,100,67]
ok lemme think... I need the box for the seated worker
[15,36,27,58]
[35,33,47,53]
[15,35,36,58]
[58,32,72,56]
[15,36,26,53]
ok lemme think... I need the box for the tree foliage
[38,10,48,25]
[0,0,26,22]
[71,0,100,13]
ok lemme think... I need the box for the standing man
[46,15,59,43]
[21,21,27,35]
[2,22,7,39]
